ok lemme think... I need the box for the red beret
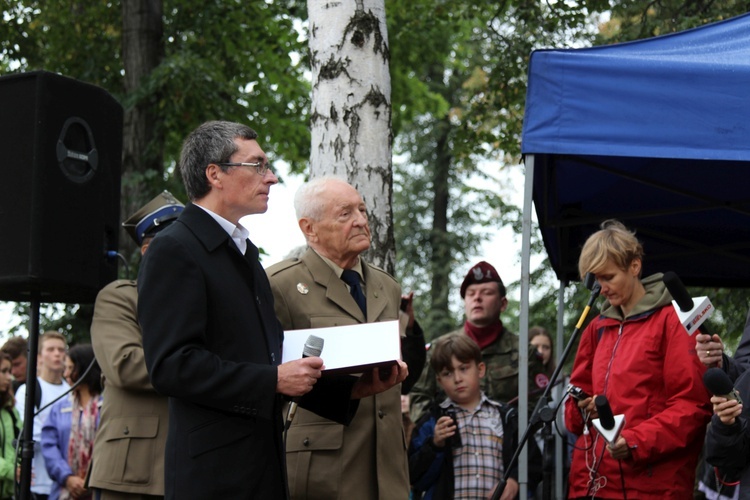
[460,261,504,298]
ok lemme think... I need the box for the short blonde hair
[578,220,644,279]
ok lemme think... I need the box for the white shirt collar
[194,203,250,254]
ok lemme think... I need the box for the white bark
[307,0,394,272]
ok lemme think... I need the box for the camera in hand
[566,383,590,401]
[442,407,462,447]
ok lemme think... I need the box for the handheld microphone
[662,271,714,336]
[591,395,625,445]
[285,335,324,430]
[703,367,744,405]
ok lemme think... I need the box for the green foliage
[9,302,93,345]
[1,0,311,175]
[2,0,750,351]
[157,0,312,170]
[0,0,312,332]
[388,0,602,337]
[390,0,750,348]
[0,1,122,88]
[600,0,750,42]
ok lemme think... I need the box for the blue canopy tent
[522,12,750,287]
[511,13,750,497]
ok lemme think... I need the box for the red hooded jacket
[565,274,711,499]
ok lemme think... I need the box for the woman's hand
[577,395,599,419]
[65,475,87,499]
[607,436,632,460]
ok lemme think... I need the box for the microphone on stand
[285,335,324,430]
[489,273,602,500]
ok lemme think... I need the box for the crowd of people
[0,120,746,499]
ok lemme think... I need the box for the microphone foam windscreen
[584,272,596,291]
[303,335,325,357]
[662,271,694,312]
[703,367,733,396]
[595,395,615,430]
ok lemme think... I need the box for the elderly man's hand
[351,360,408,400]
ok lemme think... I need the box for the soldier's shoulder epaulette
[266,258,302,276]
[110,279,137,290]
[96,279,136,299]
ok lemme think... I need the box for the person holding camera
[408,334,541,500]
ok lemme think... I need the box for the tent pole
[518,154,535,498]
[555,280,566,499]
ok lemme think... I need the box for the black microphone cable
[106,250,130,279]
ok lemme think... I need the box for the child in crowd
[408,334,540,499]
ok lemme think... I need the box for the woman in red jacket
[565,220,711,499]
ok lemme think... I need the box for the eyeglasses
[217,162,272,176]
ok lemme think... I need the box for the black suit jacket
[138,203,356,499]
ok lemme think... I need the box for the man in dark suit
[137,121,406,499]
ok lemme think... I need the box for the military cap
[460,261,505,298]
[123,190,184,245]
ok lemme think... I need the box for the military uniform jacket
[87,280,168,496]
[267,249,410,500]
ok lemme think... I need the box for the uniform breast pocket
[102,416,159,484]
[485,362,519,401]
[286,422,344,496]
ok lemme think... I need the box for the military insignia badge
[296,283,309,294]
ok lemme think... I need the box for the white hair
[293,176,349,221]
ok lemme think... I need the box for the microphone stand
[491,278,601,500]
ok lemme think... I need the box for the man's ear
[299,217,316,243]
[205,163,223,189]
[477,362,486,378]
[499,296,509,313]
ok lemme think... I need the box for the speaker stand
[18,295,41,500]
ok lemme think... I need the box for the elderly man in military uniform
[86,191,183,500]
[409,261,547,423]
[267,176,425,500]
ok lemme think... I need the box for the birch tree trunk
[308,0,394,273]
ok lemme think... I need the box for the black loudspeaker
[0,71,122,304]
